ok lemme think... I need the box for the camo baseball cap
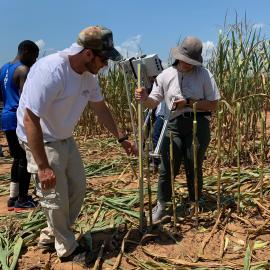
[77,25,122,61]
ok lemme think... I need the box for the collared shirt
[149,66,220,119]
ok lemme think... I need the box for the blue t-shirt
[0,61,22,131]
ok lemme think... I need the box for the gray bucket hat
[171,36,203,66]
[77,25,122,61]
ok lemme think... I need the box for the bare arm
[135,87,159,109]
[24,108,49,169]
[90,100,136,155]
[23,108,56,189]
[90,100,123,138]
[144,96,160,109]
[189,99,218,111]
[13,66,29,94]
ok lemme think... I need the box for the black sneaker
[7,197,18,211]
[27,195,39,206]
[60,245,94,267]
[14,199,37,212]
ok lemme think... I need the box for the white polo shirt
[149,66,220,119]
[16,52,103,142]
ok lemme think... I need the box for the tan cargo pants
[21,137,86,257]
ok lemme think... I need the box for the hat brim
[101,47,122,61]
[171,47,202,66]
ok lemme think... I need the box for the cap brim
[171,47,202,66]
[102,47,122,61]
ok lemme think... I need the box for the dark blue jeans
[158,115,210,203]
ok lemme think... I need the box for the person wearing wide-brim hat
[135,36,220,222]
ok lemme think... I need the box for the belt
[180,111,212,117]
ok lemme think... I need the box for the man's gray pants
[22,137,86,257]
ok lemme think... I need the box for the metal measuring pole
[142,109,152,130]
[137,63,145,232]
[150,97,176,159]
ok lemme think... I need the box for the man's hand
[121,140,138,156]
[135,87,148,102]
[174,98,187,110]
[38,167,56,190]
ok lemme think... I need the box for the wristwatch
[117,134,129,143]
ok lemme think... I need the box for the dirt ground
[0,132,270,270]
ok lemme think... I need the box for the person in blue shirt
[0,40,39,211]
[0,92,4,157]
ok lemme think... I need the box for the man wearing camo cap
[16,25,136,267]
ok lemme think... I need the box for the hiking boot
[60,245,94,267]
[14,199,37,212]
[7,197,18,211]
[152,203,167,223]
[37,242,56,252]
